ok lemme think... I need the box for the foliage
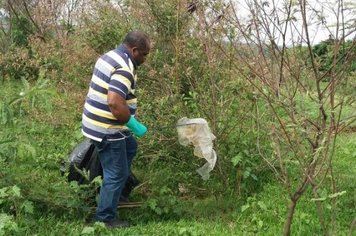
[0,213,18,236]
[10,15,33,47]
[0,185,34,218]
[142,185,181,218]
[81,2,130,54]
[0,78,100,234]
[0,46,40,80]
[312,39,356,75]
[0,0,355,235]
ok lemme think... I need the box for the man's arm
[107,91,131,123]
[107,90,147,137]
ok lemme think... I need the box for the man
[81,31,150,228]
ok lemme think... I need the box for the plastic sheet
[177,117,217,180]
[68,139,93,164]
[62,138,100,184]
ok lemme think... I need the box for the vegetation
[0,0,355,235]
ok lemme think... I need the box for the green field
[1,79,355,236]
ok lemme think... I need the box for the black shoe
[103,219,129,229]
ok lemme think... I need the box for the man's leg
[120,135,138,202]
[93,138,129,222]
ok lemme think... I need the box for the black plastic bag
[62,139,139,200]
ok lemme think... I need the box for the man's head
[123,31,151,66]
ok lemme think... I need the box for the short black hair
[123,31,150,50]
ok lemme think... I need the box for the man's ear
[131,47,139,55]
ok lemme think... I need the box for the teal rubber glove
[126,115,147,137]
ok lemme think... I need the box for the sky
[233,0,356,45]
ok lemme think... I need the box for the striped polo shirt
[81,45,138,142]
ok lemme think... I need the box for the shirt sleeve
[109,68,134,98]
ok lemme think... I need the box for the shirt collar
[117,44,138,70]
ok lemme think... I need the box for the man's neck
[119,44,138,69]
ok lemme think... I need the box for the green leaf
[257,201,267,211]
[11,186,21,198]
[328,191,346,199]
[241,204,250,212]
[243,170,250,179]
[231,153,242,166]
[0,213,18,233]
[243,150,249,156]
[81,226,95,235]
[178,227,188,234]
[0,187,9,198]
[251,174,258,181]
[21,200,34,214]
[91,176,102,186]
[155,207,162,215]
[310,197,327,202]
[148,199,157,210]
[159,186,171,195]
[311,191,347,201]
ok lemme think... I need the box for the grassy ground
[1,80,355,235]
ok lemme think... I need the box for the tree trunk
[284,178,310,236]
[284,199,297,236]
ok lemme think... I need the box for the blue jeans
[92,134,137,222]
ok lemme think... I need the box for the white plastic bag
[176,117,217,180]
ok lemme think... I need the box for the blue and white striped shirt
[81,45,138,142]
